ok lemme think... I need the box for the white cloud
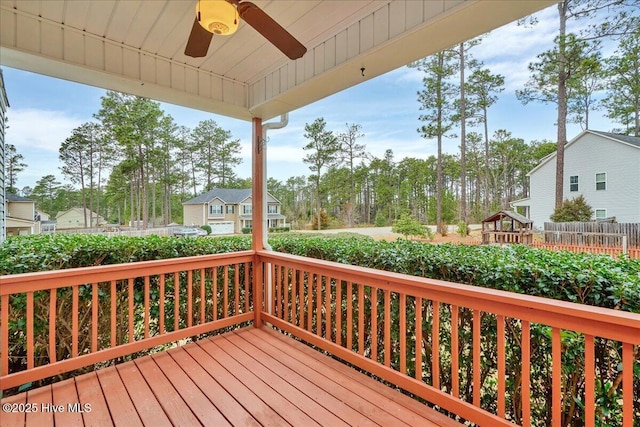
[6,108,84,152]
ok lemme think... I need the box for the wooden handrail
[0,251,255,390]
[257,250,640,427]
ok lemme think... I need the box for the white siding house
[512,130,640,229]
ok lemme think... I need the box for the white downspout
[261,113,289,315]
[261,113,289,251]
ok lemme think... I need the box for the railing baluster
[415,296,422,381]
[1,294,9,375]
[27,291,34,369]
[522,320,531,427]
[432,300,440,389]
[399,293,406,374]
[298,270,304,327]
[212,268,218,321]
[622,342,633,427]
[584,334,594,427]
[346,281,353,350]
[73,286,79,357]
[336,279,342,347]
[451,304,459,397]
[283,267,289,323]
[128,278,134,342]
[159,276,165,335]
[144,276,151,337]
[325,277,332,341]
[371,287,378,363]
[274,263,279,318]
[223,266,229,319]
[497,314,506,418]
[552,327,561,426]
[111,281,117,346]
[187,270,193,328]
[290,267,296,325]
[49,290,56,363]
[174,272,180,330]
[201,268,206,322]
[358,283,364,356]
[306,272,313,333]
[92,283,99,351]
[244,262,250,313]
[473,309,480,407]
[384,289,391,367]
[234,264,240,317]
[316,275,322,337]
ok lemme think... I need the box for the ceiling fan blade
[237,2,306,60]
[185,17,214,58]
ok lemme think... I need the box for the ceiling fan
[184,0,307,60]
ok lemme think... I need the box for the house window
[209,204,223,215]
[269,219,278,228]
[243,204,252,214]
[268,205,278,214]
[226,205,234,214]
[595,209,607,219]
[569,175,578,192]
[595,173,606,191]
[243,220,252,229]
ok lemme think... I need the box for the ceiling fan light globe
[197,0,239,36]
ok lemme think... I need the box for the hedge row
[1,234,638,313]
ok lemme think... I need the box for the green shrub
[311,211,330,230]
[392,212,425,239]
[374,212,387,227]
[550,195,593,222]
[457,221,469,237]
[241,227,252,234]
[200,224,212,235]
[269,227,290,233]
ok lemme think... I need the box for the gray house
[183,188,286,234]
[512,130,640,228]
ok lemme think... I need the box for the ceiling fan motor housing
[197,0,239,36]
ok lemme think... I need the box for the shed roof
[483,210,533,225]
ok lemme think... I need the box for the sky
[1,4,621,191]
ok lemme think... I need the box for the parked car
[172,227,200,238]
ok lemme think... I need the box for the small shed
[482,210,534,245]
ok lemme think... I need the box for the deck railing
[0,251,254,391]
[2,249,639,426]
[257,250,640,427]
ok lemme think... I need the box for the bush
[200,224,212,235]
[392,213,425,239]
[550,195,593,222]
[457,221,469,237]
[311,211,330,230]
[241,227,252,234]
[269,227,290,233]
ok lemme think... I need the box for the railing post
[251,117,265,327]
[622,235,628,255]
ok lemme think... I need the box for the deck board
[1,327,463,427]
[51,377,84,426]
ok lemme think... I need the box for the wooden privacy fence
[531,242,640,259]
[544,222,640,247]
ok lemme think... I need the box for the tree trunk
[555,2,568,209]
[459,43,467,223]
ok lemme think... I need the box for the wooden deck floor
[1,327,461,427]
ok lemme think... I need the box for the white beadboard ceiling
[0,0,555,121]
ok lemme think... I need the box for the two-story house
[512,130,640,228]
[5,191,39,236]
[183,188,286,234]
